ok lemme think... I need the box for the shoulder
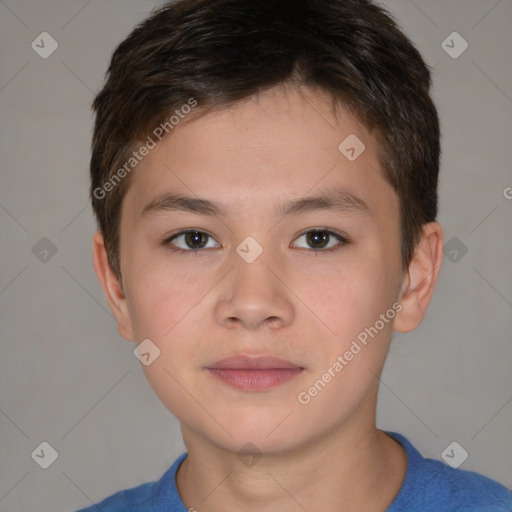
[74,481,155,512]
[74,453,188,512]
[386,431,512,512]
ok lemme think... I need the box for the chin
[220,413,313,455]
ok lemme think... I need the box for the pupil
[307,231,328,248]
[186,231,206,248]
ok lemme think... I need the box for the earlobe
[92,231,134,341]
[394,222,444,333]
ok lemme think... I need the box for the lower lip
[206,368,303,391]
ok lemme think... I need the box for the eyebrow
[140,186,370,218]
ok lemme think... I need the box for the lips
[207,355,302,370]
[205,355,304,391]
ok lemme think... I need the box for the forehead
[122,86,396,221]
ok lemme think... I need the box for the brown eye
[306,230,330,249]
[183,231,209,249]
[167,230,219,252]
[292,229,347,251]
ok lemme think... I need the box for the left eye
[291,229,347,251]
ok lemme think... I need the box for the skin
[93,85,444,511]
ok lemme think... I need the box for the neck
[176,403,406,511]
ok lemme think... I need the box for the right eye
[164,230,221,254]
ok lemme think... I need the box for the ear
[92,231,134,341]
[394,222,444,333]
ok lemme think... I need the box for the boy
[80,0,512,510]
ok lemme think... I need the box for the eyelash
[162,229,348,257]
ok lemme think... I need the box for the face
[114,86,407,455]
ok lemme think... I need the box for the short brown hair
[90,0,440,280]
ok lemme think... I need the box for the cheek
[296,256,396,339]
[124,256,214,340]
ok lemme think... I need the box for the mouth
[205,355,304,391]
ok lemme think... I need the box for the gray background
[0,1,511,510]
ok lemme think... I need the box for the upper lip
[206,355,302,370]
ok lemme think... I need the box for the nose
[214,248,295,331]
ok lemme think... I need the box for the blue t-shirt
[75,431,511,511]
